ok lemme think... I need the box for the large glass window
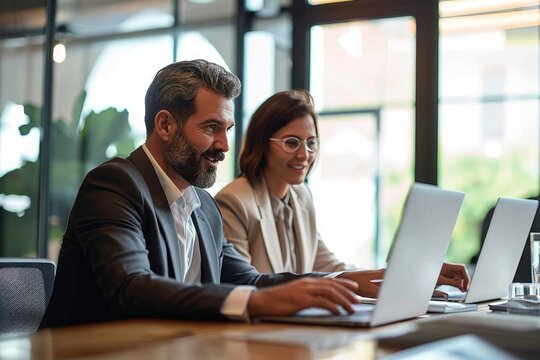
[7,0,536,268]
[0,38,44,257]
[0,0,238,260]
[439,0,540,263]
[243,6,292,134]
[308,18,415,268]
[245,24,291,116]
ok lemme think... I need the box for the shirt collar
[142,144,200,208]
[269,189,291,218]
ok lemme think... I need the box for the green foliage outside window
[0,91,134,257]
[442,153,537,264]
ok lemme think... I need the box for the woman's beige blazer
[215,176,349,273]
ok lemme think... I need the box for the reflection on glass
[244,11,293,129]
[48,31,235,261]
[310,18,415,110]
[1,2,239,261]
[0,39,43,257]
[309,17,415,267]
[439,1,539,264]
[310,114,377,268]
[245,32,276,127]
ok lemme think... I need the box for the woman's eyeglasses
[269,137,320,153]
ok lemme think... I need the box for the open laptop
[256,183,465,327]
[437,197,538,304]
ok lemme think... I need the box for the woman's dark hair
[239,89,319,183]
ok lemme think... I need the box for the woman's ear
[154,110,175,141]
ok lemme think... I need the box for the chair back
[0,258,55,335]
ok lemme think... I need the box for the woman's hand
[437,262,470,291]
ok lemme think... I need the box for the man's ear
[154,110,175,141]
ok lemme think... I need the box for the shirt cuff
[221,285,257,322]
[325,271,345,278]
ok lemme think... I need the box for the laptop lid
[464,197,538,303]
[370,183,464,326]
[258,183,464,327]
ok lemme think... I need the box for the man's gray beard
[164,131,218,188]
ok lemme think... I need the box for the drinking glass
[530,232,540,283]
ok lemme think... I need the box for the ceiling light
[53,42,66,63]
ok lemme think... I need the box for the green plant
[0,91,134,256]
[441,153,537,263]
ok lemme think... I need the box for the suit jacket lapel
[192,209,220,283]
[129,146,182,280]
[253,179,284,273]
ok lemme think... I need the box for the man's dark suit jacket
[40,147,303,328]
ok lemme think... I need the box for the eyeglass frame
[268,136,320,153]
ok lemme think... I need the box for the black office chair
[0,258,55,335]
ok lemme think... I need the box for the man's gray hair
[144,59,241,134]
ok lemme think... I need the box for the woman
[215,90,470,294]
[215,90,353,273]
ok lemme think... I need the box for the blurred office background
[0,0,538,269]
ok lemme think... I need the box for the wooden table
[0,303,503,360]
[0,317,419,359]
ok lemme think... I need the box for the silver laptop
[257,183,465,327]
[438,197,538,304]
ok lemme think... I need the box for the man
[40,60,468,327]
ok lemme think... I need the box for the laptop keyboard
[436,285,467,301]
[296,303,375,321]
[330,312,372,321]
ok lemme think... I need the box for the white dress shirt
[270,191,300,273]
[142,144,253,320]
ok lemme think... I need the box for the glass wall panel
[47,24,237,260]
[310,113,378,268]
[0,38,44,257]
[240,6,293,188]
[244,12,292,131]
[308,17,415,267]
[48,33,173,258]
[439,0,540,264]
[310,19,415,110]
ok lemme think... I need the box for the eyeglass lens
[282,137,319,152]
